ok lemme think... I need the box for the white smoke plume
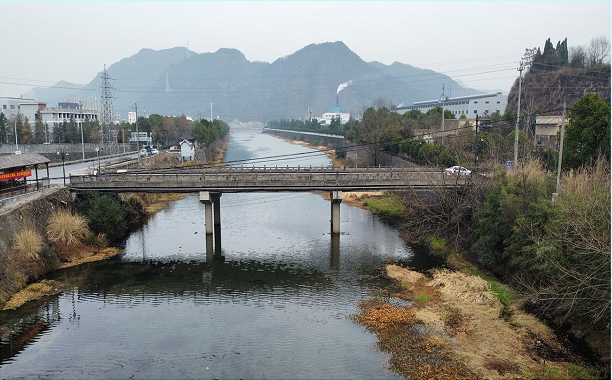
[337,80,352,94]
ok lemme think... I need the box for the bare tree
[588,36,611,68]
[569,45,587,68]
[396,173,487,251]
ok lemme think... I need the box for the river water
[1,129,436,379]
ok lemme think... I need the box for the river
[0,129,436,379]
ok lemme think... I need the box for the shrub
[11,228,44,260]
[78,192,130,243]
[85,232,108,248]
[46,210,89,249]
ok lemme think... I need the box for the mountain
[26,80,83,106]
[30,42,482,122]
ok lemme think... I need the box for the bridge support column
[331,191,342,234]
[200,191,222,235]
[213,193,221,226]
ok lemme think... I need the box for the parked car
[445,166,471,176]
[139,149,148,157]
[151,148,159,155]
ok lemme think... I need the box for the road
[26,153,138,185]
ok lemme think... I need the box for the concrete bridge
[70,166,468,234]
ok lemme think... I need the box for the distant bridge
[70,166,469,234]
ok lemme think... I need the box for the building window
[474,110,478,114]
[497,101,500,104]
[10,105,15,109]
[485,101,489,104]
[474,101,478,104]
[2,105,6,109]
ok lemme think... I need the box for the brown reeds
[46,211,89,260]
[11,228,44,260]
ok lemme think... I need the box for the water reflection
[0,131,437,379]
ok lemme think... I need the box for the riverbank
[2,247,122,311]
[270,134,344,166]
[356,264,597,379]
[0,192,183,312]
[265,132,606,378]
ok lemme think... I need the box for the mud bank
[355,264,599,380]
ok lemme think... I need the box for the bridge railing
[70,166,468,192]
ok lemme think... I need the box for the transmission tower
[100,65,118,155]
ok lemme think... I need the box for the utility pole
[474,115,479,168]
[553,100,567,204]
[513,61,525,167]
[79,104,85,160]
[133,102,140,166]
[440,85,448,145]
[210,103,213,122]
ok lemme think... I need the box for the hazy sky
[0,1,610,99]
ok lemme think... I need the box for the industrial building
[1,95,101,144]
[394,92,507,118]
[318,106,351,125]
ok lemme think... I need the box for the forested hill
[506,37,611,115]
[29,42,480,123]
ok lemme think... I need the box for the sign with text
[131,132,148,139]
[0,170,31,181]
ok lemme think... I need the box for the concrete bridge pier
[331,191,342,234]
[200,191,222,235]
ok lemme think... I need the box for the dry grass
[11,228,44,260]
[360,303,416,330]
[380,264,583,379]
[428,269,497,305]
[508,159,549,184]
[46,211,89,259]
[561,158,610,196]
[2,279,64,310]
[59,247,123,269]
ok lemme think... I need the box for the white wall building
[395,92,507,118]
[317,106,351,125]
[128,111,137,124]
[39,102,99,142]
[0,96,39,120]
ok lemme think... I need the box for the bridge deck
[69,166,468,193]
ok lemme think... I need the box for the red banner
[0,170,31,181]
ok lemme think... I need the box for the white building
[317,106,351,125]
[1,96,102,142]
[128,111,137,124]
[0,96,40,120]
[395,92,507,118]
[39,102,99,142]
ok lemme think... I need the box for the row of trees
[191,118,230,146]
[0,112,230,148]
[530,36,611,72]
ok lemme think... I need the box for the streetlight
[79,105,85,160]
[57,148,69,186]
[96,147,101,174]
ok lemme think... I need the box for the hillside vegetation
[507,36,611,114]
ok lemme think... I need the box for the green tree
[192,119,218,146]
[563,93,611,169]
[33,112,45,143]
[0,113,7,144]
[67,117,79,143]
[78,192,130,244]
[17,116,33,144]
